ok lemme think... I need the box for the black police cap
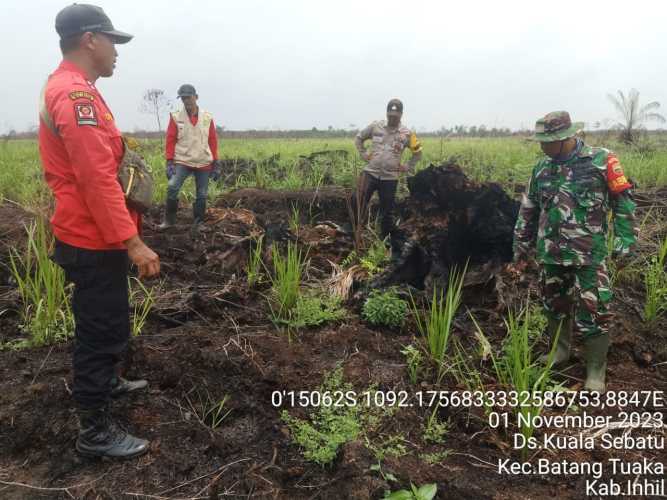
[56,4,133,44]
[387,99,403,115]
[177,84,197,98]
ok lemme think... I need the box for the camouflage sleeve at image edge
[605,152,639,258]
[611,191,638,257]
[512,166,539,260]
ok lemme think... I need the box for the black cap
[55,4,133,44]
[177,84,197,98]
[387,98,403,115]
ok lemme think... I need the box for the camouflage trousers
[539,263,613,338]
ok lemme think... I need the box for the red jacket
[165,112,218,171]
[39,60,140,250]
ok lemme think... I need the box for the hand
[399,164,410,173]
[210,160,222,181]
[362,152,372,162]
[166,160,175,180]
[125,236,160,279]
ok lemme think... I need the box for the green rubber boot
[158,199,178,230]
[540,315,572,366]
[193,199,206,225]
[584,333,609,393]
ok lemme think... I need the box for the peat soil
[0,170,665,499]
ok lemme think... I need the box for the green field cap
[531,111,584,142]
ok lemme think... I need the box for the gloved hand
[166,160,175,180]
[210,160,222,181]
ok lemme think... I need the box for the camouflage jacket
[354,120,422,180]
[513,144,638,266]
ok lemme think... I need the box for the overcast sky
[2,0,667,134]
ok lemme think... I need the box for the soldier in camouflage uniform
[513,111,638,392]
[352,99,422,245]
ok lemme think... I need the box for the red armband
[607,153,632,194]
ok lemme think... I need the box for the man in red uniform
[159,84,221,229]
[39,4,160,458]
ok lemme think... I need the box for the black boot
[76,406,149,459]
[159,199,178,230]
[110,376,148,398]
[193,198,206,224]
[389,230,406,262]
[380,219,394,243]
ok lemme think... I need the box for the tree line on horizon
[3,89,665,143]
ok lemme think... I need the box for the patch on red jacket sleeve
[607,153,631,193]
[74,103,98,126]
[69,90,95,101]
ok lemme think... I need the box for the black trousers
[52,240,130,410]
[350,172,398,238]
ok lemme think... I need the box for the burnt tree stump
[376,162,520,292]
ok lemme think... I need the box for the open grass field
[3,135,667,208]
[0,135,665,499]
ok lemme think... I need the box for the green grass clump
[360,236,390,276]
[185,389,232,430]
[423,409,449,444]
[401,344,423,385]
[246,235,264,286]
[366,433,408,461]
[643,235,667,323]
[420,450,451,465]
[0,140,51,208]
[411,266,467,382]
[128,277,156,337]
[8,218,73,347]
[281,367,393,466]
[3,137,667,212]
[362,289,408,328]
[281,366,362,466]
[267,242,307,324]
[473,305,556,460]
[287,294,346,329]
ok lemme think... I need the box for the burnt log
[375,162,520,291]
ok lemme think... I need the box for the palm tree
[607,89,666,143]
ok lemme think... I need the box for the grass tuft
[411,265,467,382]
[8,218,73,347]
